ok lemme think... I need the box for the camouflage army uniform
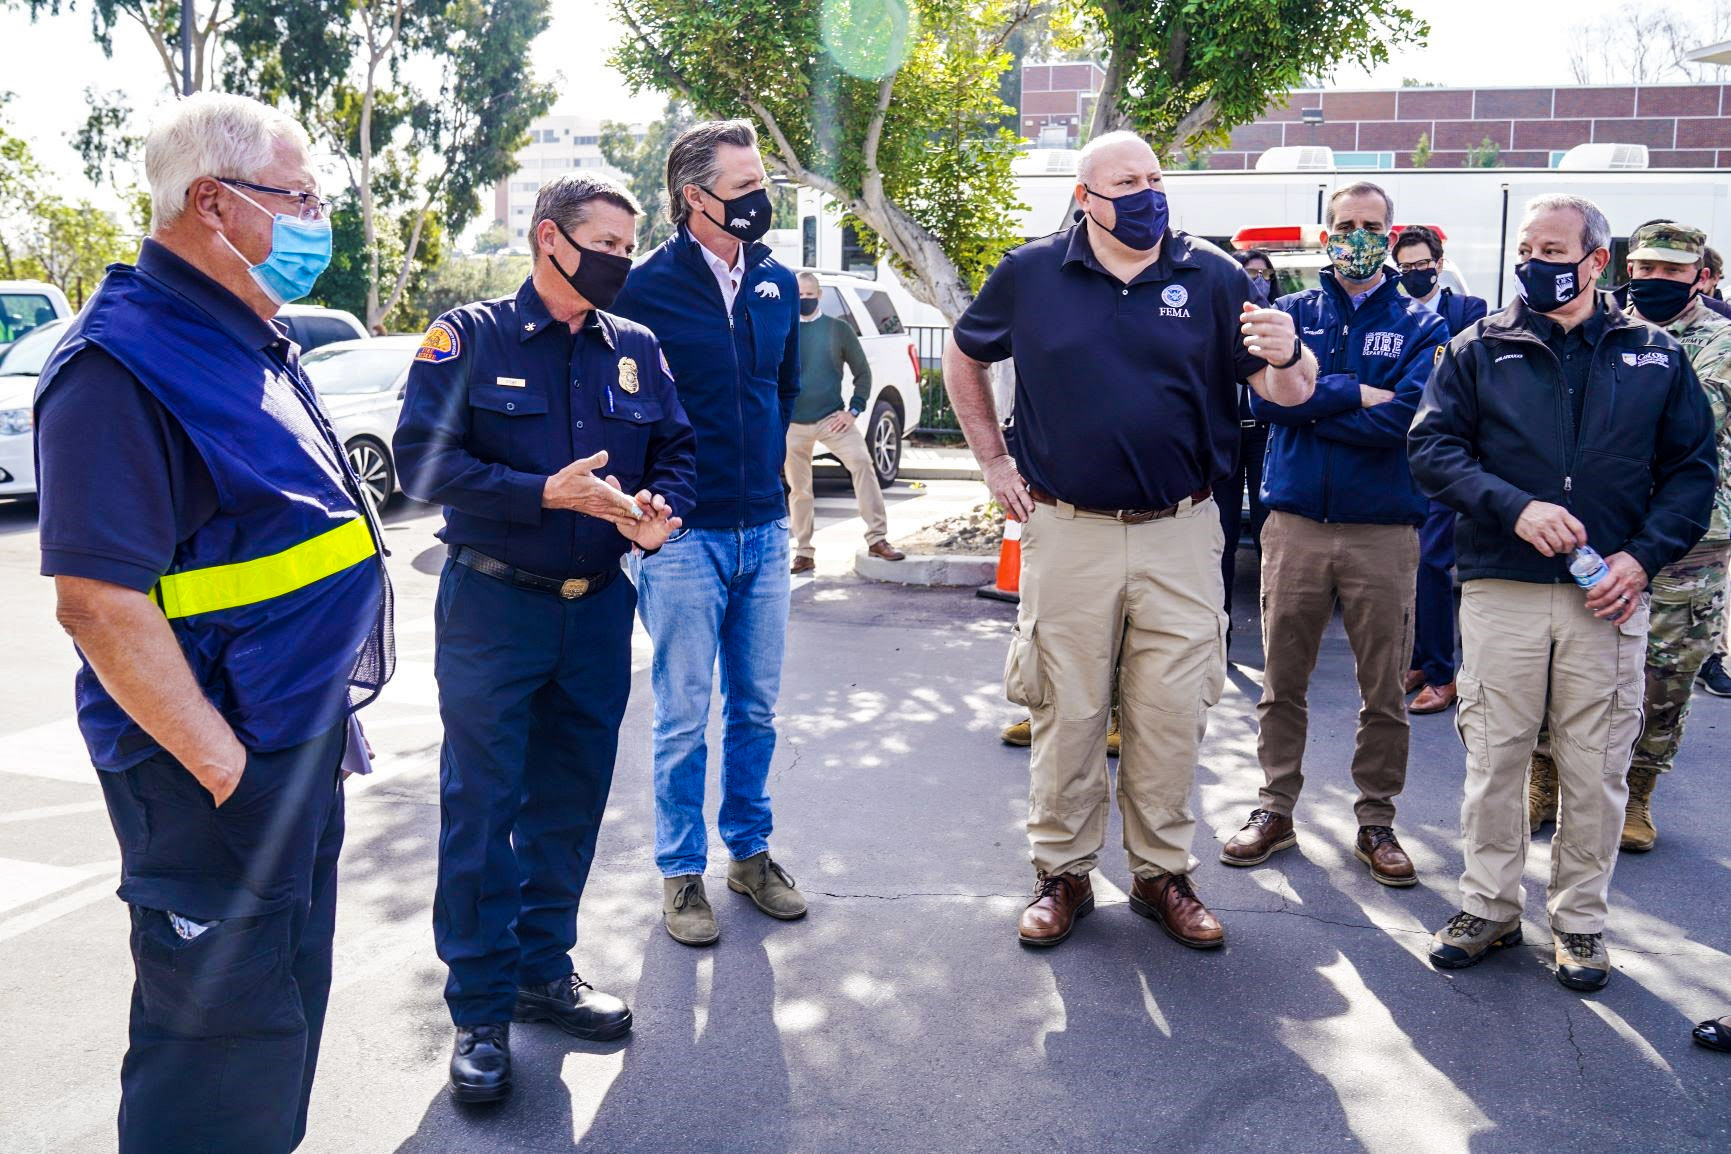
[1631,293,1731,777]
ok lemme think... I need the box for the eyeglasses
[218,177,333,222]
[1396,258,1438,273]
[1244,268,1275,281]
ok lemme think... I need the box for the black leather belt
[1029,486,1211,524]
[450,545,616,600]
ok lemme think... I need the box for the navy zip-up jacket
[1251,268,1448,526]
[613,227,800,530]
[1409,296,1715,583]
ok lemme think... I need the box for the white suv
[807,272,923,485]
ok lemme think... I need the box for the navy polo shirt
[953,225,1265,510]
[393,277,697,577]
[37,240,286,590]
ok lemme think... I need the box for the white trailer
[787,147,1731,316]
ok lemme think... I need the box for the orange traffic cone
[976,518,1022,603]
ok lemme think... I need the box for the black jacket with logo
[1408,295,1716,583]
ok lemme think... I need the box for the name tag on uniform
[495,376,526,388]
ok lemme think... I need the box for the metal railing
[908,325,962,436]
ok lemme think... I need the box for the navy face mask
[1516,255,1590,314]
[1081,185,1169,252]
[700,186,773,244]
[1400,267,1439,299]
[1627,276,1696,323]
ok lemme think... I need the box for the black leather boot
[449,1022,511,1103]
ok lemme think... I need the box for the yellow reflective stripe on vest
[154,517,376,620]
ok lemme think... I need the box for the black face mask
[799,297,820,318]
[1516,255,1591,314]
[699,186,773,243]
[1627,276,1697,323]
[1400,267,1439,299]
[549,222,632,310]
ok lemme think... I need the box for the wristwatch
[1273,338,1305,370]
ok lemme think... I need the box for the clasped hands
[543,450,682,550]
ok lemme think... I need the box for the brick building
[1019,62,1105,148]
[1210,84,1731,170]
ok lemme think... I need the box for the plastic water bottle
[1569,545,1608,589]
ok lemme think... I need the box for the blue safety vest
[36,264,390,770]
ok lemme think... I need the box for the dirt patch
[892,503,1004,556]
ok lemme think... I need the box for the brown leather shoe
[1408,682,1457,714]
[1402,669,1426,694]
[1129,873,1224,949]
[1219,808,1296,867]
[867,540,905,561]
[1355,825,1417,887]
[790,555,815,575]
[1017,872,1093,947]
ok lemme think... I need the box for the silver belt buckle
[559,577,590,600]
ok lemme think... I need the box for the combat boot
[1001,718,1031,747]
[1528,752,1558,834]
[1621,766,1658,853]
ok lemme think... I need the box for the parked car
[807,271,924,486]
[0,280,72,355]
[279,304,370,352]
[300,335,419,508]
[0,318,69,499]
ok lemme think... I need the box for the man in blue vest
[395,173,695,1102]
[1393,224,1488,715]
[1219,182,1447,886]
[34,92,389,1153]
[612,120,806,947]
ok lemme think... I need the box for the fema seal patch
[617,355,640,394]
[1162,284,1189,308]
[415,320,461,364]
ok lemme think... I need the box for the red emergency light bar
[1231,226,1325,251]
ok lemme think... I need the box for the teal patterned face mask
[1327,228,1391,282]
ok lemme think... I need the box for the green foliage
[416,251,532,323]
[1466,136,1502,168]
[0,93,135,295]
[1087,0,1429,153]
[473,220,510,255]
[612,0,1029,316]
[600,99,697,250]
[312,203,445,332]
[1411,130,1431,169]
[221,0,555,325]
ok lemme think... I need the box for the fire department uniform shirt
[951,224,1266,510]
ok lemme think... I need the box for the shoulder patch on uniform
[658,348,673,380]
[415,320,461,364]
[1434,344,1446,367]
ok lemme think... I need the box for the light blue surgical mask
[219,187,333,305]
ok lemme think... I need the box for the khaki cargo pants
[1455,580,1648,933]
[785,418,889,560]
[1006,497,1227,879]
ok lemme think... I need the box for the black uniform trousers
[1219,420,1270,616]
[96,720,348,1154]
[432,558,634,1026]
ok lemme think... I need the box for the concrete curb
[853,549,997,587]
[895,463,984,482]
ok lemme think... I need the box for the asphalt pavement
[2,480,1729,1154]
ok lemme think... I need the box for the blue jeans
[633,519,790,877]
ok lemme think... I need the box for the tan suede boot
[1621,766,1658,853]
[1528,752,1558,834]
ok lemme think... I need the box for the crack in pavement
[1562,1001,1587,1081]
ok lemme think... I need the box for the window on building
[1549,150,1568,168]
[574,135,599,145]
[802,215,818,267]
[840,223,876,279]
[1334,151,1394,170]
